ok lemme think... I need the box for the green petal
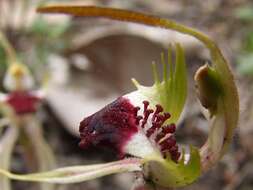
[132,43,187,123]
[144,146,200,188]
[0,158,142,184]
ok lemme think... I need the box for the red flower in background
[6,91,41,115]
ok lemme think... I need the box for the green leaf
[132,43,187,123]
[0,158,142,184]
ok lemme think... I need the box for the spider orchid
[0,5,239,190]
[0,31,56,190]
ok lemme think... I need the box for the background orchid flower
[0,4,239,190]
[0,31,56,190]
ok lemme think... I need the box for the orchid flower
[0,5,239,190]
[0,31,56,190]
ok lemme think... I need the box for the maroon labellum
[79,93,180,162]
[79,97,139,157]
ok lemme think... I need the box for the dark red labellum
[79,97,139,157]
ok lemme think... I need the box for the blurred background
[0,0,253,190]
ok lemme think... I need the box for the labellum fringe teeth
[79,96,180,162]
[136,100,180,162]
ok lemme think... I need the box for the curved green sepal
[144,146,200,188]
[132,43,187,123]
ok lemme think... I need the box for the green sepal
[144,146,200,188]
[132,43,187,123]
